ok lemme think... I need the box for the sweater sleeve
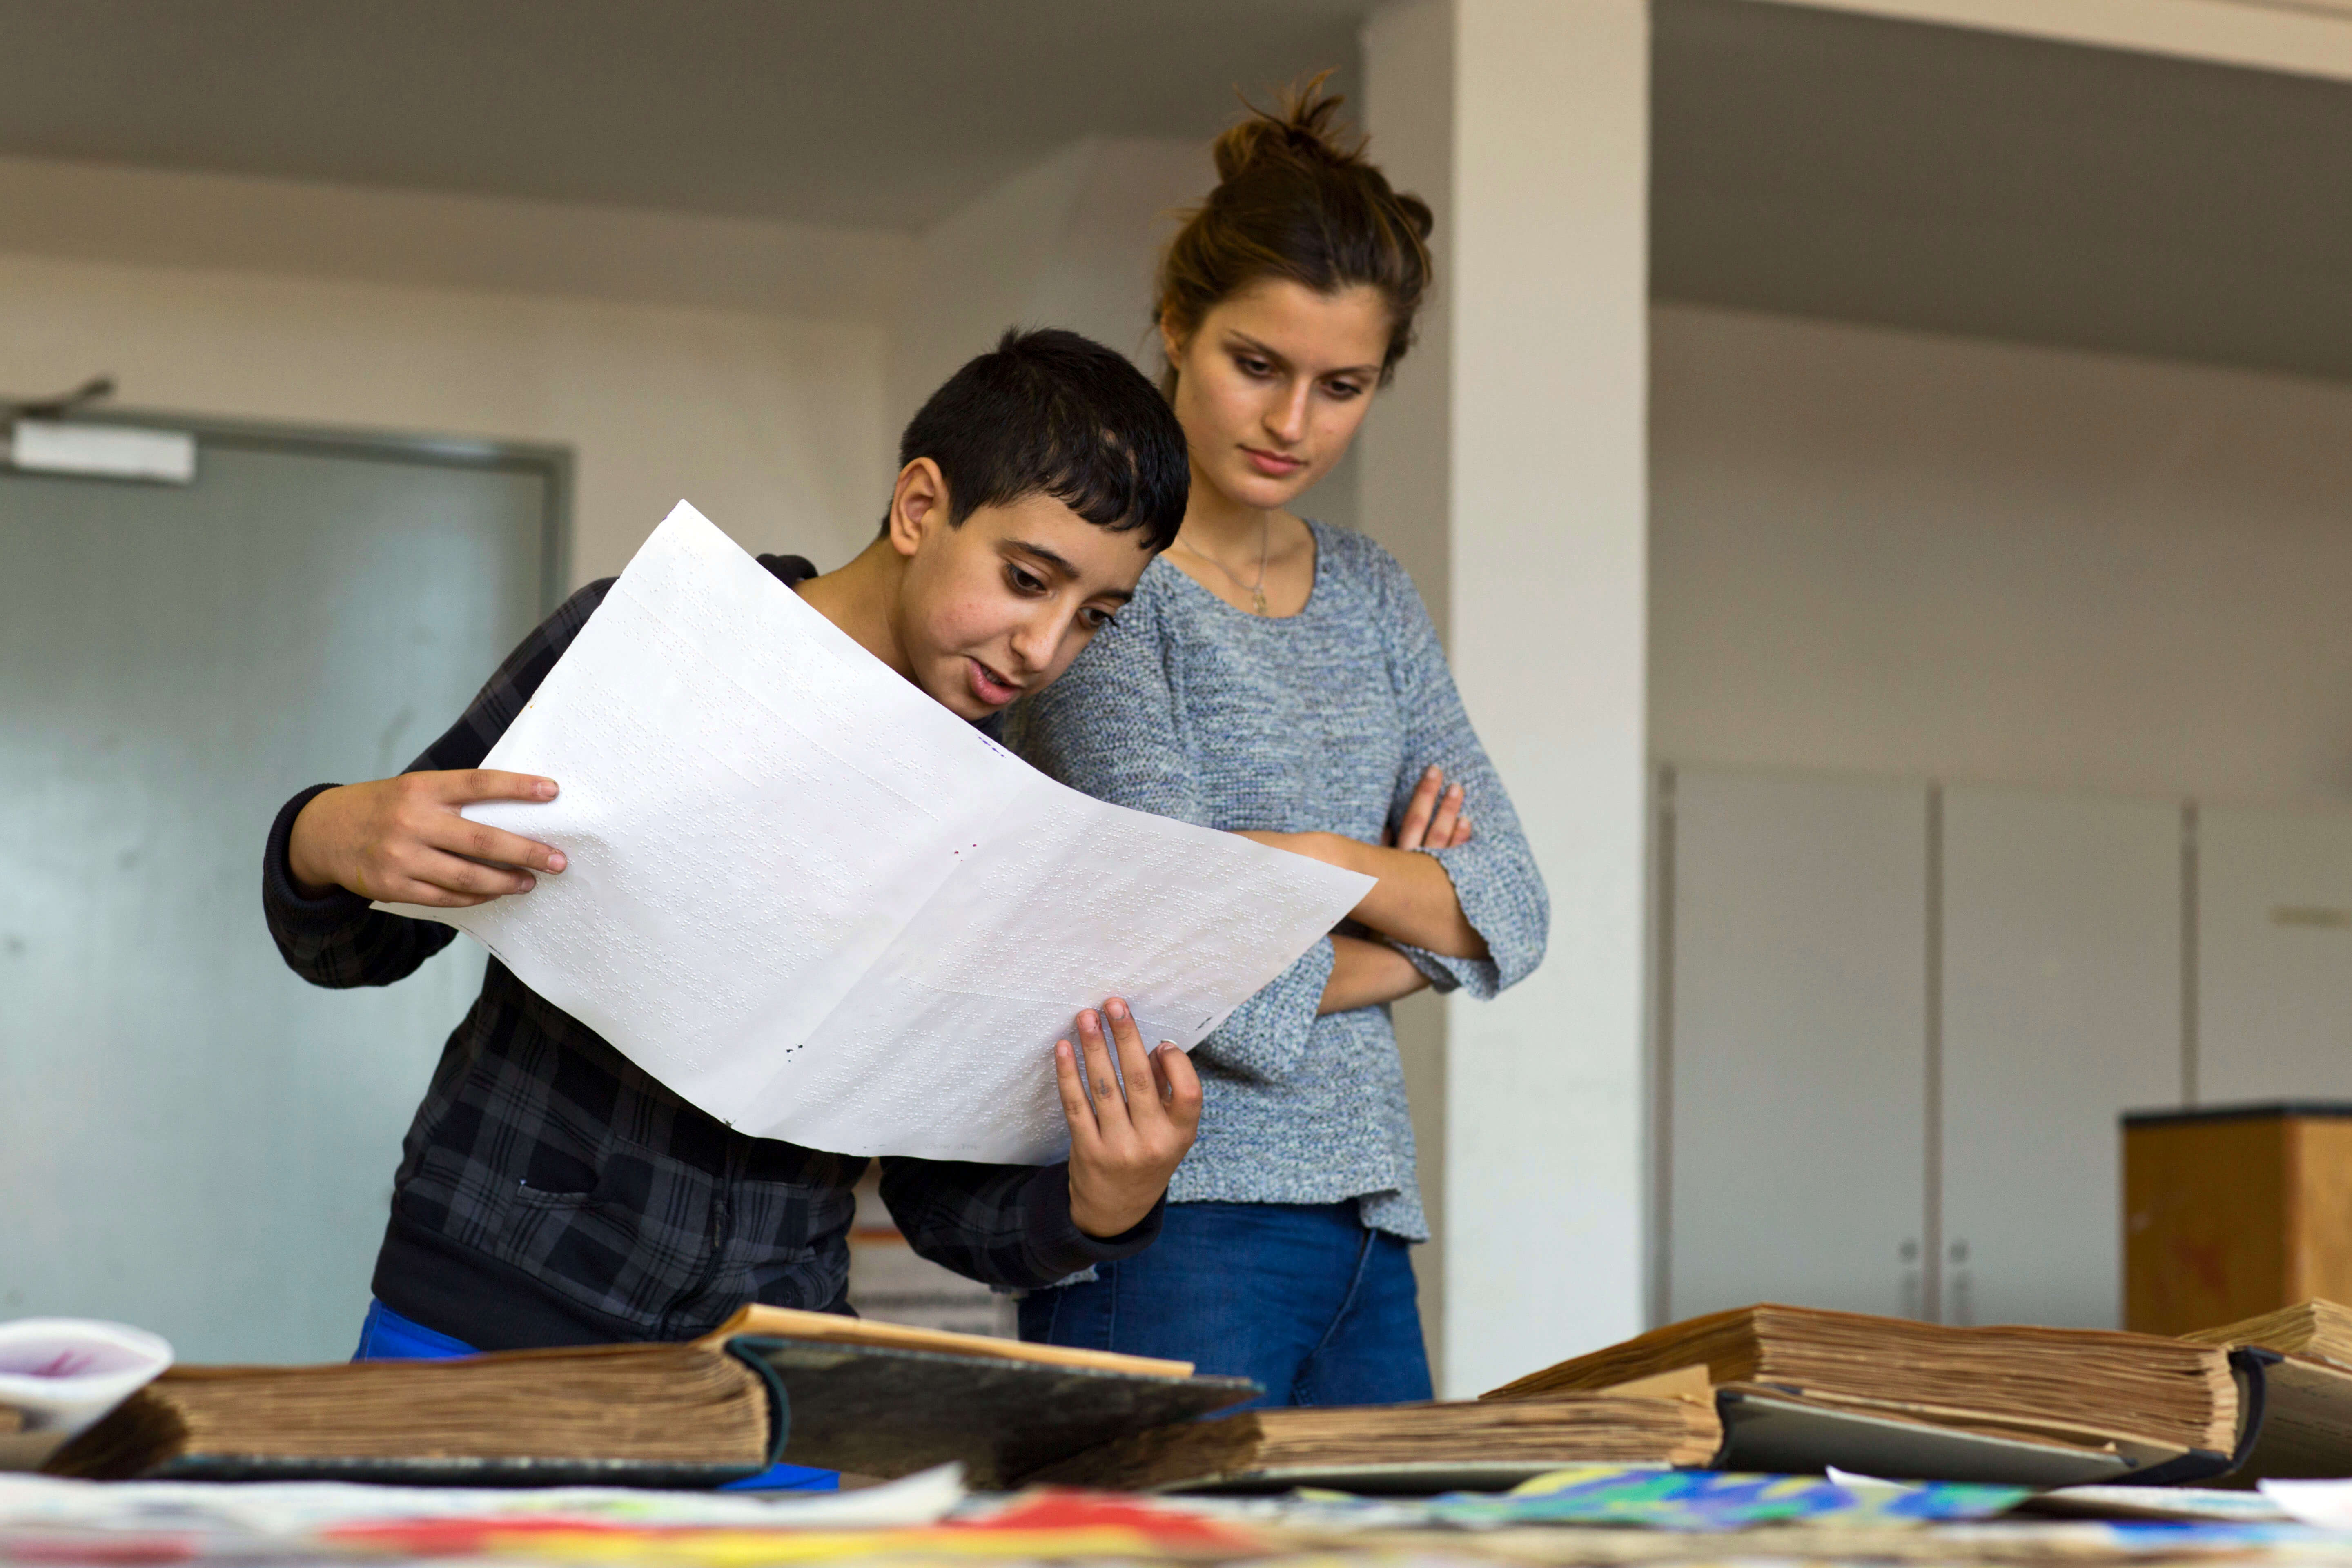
[261,580,616,989]
[1004,571,1333,1083]
[1370,545,1550,999]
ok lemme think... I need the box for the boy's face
[888,462,1154,720]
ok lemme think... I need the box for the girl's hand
[1233,766,1473,866]
[287,770,566,906]
[1056,997,1203,1238]
[1394,764,1474,852]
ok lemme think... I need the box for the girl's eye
[1236,355,1275,378]
[1324,379,1366,400]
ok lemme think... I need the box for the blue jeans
[1018,1201,1432,1408]
[352,1299,837,1491]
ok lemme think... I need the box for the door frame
[34,407,572,614]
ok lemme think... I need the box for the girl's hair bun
[1212,76,1362,183]
[1159,72,1438,388]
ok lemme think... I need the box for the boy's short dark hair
[890,328,1188,553]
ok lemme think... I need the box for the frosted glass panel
[2200,805,2352,1103]
[0,437,550,1362]
[1668,768,1929,1321]
[1941,787,2179,1329]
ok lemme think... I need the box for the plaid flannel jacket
[262,556,1160,1351]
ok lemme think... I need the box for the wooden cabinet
[2125,1107,2352,1334]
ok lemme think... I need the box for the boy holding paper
[263,330,1202,1362]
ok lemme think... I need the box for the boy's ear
[886,457,950,559]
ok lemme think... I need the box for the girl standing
[1003,83,1548,1405]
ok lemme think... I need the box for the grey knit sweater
[1003,521,1548,1241]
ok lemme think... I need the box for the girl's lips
[1243,446,1305,477]
[967,657,1021,707]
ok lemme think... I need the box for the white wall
[886,136,1361,533]
[1365,0,1652,1397]
[1359,0,1459,1387]
[0,158,901,586]
[0,153,909,321]
[1651,303,2352,807]
[888,138,1196,424]
[0,138,1382,598]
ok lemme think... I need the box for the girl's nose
[1266,383,1312,443]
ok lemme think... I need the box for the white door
[1666,767,1929,1321]
[1940,787,2181,1329]
[2199,805,2352,1102]
[0,425,556,1362]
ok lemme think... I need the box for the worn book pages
[379,502,1372,1163]
[1033,1393,1724,1492]
[1484,1303,2241,1460]
[2185,1298,2352,1370]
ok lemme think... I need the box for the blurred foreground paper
[0,1319,173,1471]
[379,502,1371,1163]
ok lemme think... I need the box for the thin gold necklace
[1176,514,1271,615]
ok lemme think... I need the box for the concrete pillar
[1361,0,1650,1396]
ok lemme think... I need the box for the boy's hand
[287,770,566,906]
[1056,997,1202,1238]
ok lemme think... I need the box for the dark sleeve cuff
[263,783,370,929]
[1019,1161,1165,1278]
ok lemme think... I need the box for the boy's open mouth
[967,657,1022,708]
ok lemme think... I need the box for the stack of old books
[1048,1305,2241,1492]
[44,1297,2352,1493]
[39,1306,1249,1487]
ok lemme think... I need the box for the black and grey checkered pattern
[263,557,1157,1350]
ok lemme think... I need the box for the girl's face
[1163,278,1390,514]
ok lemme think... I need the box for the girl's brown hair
[1157,75,1435,390]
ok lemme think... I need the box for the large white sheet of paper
[379,502,1371,1163]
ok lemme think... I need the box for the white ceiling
[0,0,2344,381]
[0,0,1370,230]
[1655,0,2352,381]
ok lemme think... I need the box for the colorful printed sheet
[1427,1466,2031,1531]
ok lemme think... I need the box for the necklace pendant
[1252,587,1268,616]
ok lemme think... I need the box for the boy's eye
[1007,565,1046,594]
[1081,606,1116,630]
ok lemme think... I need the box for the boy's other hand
[1056,997,1202,1238]
[287,770,566,907]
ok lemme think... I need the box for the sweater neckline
[1155,518,1327,623]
